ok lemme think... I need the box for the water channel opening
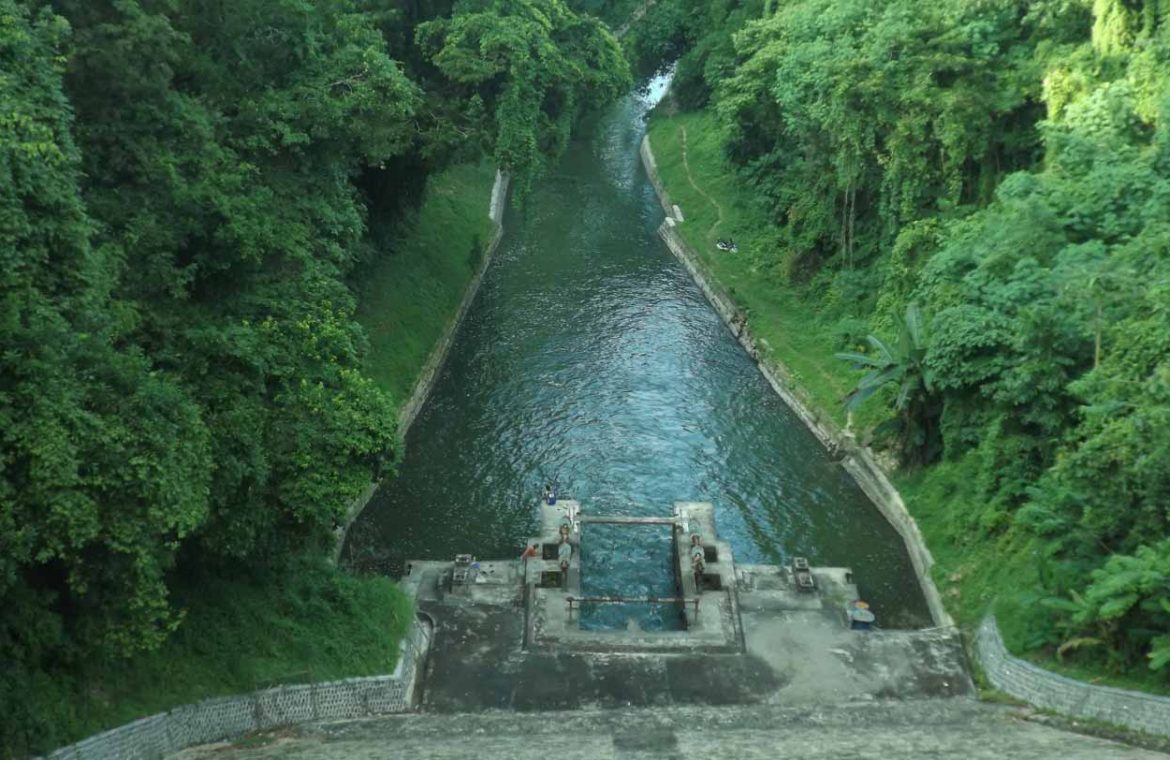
[577,523,684,632]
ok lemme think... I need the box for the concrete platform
[398,500,973,713]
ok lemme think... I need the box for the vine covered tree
[417,0,631,197]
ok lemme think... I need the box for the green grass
[356,161,497,407]
[7,165,496,757]
[9,560,413,757]
[647,110,854,428]
[893,455,1043,631]
[897,458,1170,696]
[648,108,1169,697]
[648,106,1042,634]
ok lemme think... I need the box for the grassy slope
[647,111,853,426]
[20,164,498,755]
[18,562,413,755]
[356,161,497,406]
[648,109,1168,695]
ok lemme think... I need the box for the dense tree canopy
[1,0,212,663]
[1,0,628,750]
[417,0,629,197]
[639,0,1170,680]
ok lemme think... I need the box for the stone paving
[175,699,1169,759]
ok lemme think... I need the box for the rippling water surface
[344,78,932,629]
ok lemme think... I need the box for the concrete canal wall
[396,168,511,435]
[334,169,511,560]
[640,135,951,629]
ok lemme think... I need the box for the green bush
[2,559,412,757]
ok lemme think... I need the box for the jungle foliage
[636,0,1170,683]
[1,0,626,753]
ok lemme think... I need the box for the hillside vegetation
[636,0,1170,689]
[355,162,498,405]
[1,1,629,754]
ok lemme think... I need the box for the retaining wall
[334,169,512,560]
[639,135,952,629]
[396,168,511,435]
[976,616,1170,738]
[47,618,432,759]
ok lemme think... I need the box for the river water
[343,77,931,630]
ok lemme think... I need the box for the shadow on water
[344,74,933,630]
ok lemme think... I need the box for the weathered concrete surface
[403,576,968,713]
[416,593,783,712]
[743,611,969,703]
[174,699,1169,759]
[402,498,971,712]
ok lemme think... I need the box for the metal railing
[576,515,682,525]
[566,595,700,619]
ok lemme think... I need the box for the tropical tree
[836,303,939,464]
[1059,540,1170,672]
[416,0,630,198]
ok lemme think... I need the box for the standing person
[557,537,572,570]
[557,537,573,589]
[690,534,706,589]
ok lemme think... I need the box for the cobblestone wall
[976,616,1170,738]
[47,618,432,759]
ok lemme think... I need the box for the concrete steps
[175,698,1165,759]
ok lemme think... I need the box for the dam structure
[342,74,936,635]
[398,499,970,712]
[265,75,1170,759]
[176,502,1167,758]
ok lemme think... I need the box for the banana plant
[836,303,938,462]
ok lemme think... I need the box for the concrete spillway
[393,501,969,712]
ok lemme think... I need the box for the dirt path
[679,125,725,240]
